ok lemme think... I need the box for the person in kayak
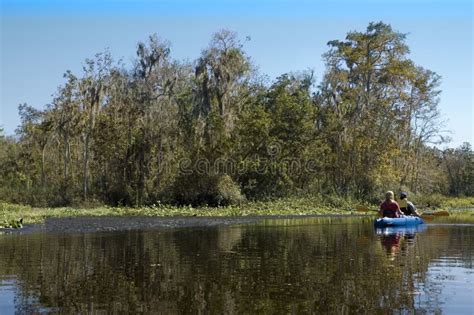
[379,191,404,218]
[399,192,420,217]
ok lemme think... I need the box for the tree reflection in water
[0,217,472,314]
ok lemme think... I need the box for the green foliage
[440,197,474,209]
[233,73,318,198]
[442,143,474,196]
[400,194,474,210]
[214,174,246,206]
[318,22,447,197]
[171,174,244,206]
[0,218,23,229]
[0,23,470,209]
[414,193,448,208]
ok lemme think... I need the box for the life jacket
[380,201,400,218]
[399,198,408,209]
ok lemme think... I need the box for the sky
[1,0,473,148]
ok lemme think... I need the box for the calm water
[0,217,473,314]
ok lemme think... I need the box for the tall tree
[194,30,251,153]
[318,22,444,196]
[78,51,113,200]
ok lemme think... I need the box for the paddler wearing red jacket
[379,191,404,218]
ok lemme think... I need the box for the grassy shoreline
[1,196,474,228]
[0,198,350,227]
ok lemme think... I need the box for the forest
[0,22,472,207]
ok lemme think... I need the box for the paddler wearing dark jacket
[398,192,420,217]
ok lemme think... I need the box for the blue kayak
[374,216,424,228]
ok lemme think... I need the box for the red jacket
[380,200,401,218]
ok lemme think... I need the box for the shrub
[414,193,447,208]
[172,174,245,206]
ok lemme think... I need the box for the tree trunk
[83,133,90,200]
[41,145,46,189]
[64,135,70,181]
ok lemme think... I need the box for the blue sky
[1,0,472,147]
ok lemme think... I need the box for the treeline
[0,22,472,207]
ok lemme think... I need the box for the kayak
[374,216,424,228]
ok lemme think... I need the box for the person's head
[400,192,407,200]
[385,191,394,201]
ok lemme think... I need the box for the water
[0,217,473,314]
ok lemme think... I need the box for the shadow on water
[0,217,473,313]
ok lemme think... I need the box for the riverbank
[0,197,352,227]
[1,196,473,228]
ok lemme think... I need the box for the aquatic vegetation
[0,218,23,229]
[415,195,474,209]
[1,195,473,228]
[441,196,474,209]
[0,198,349,226]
